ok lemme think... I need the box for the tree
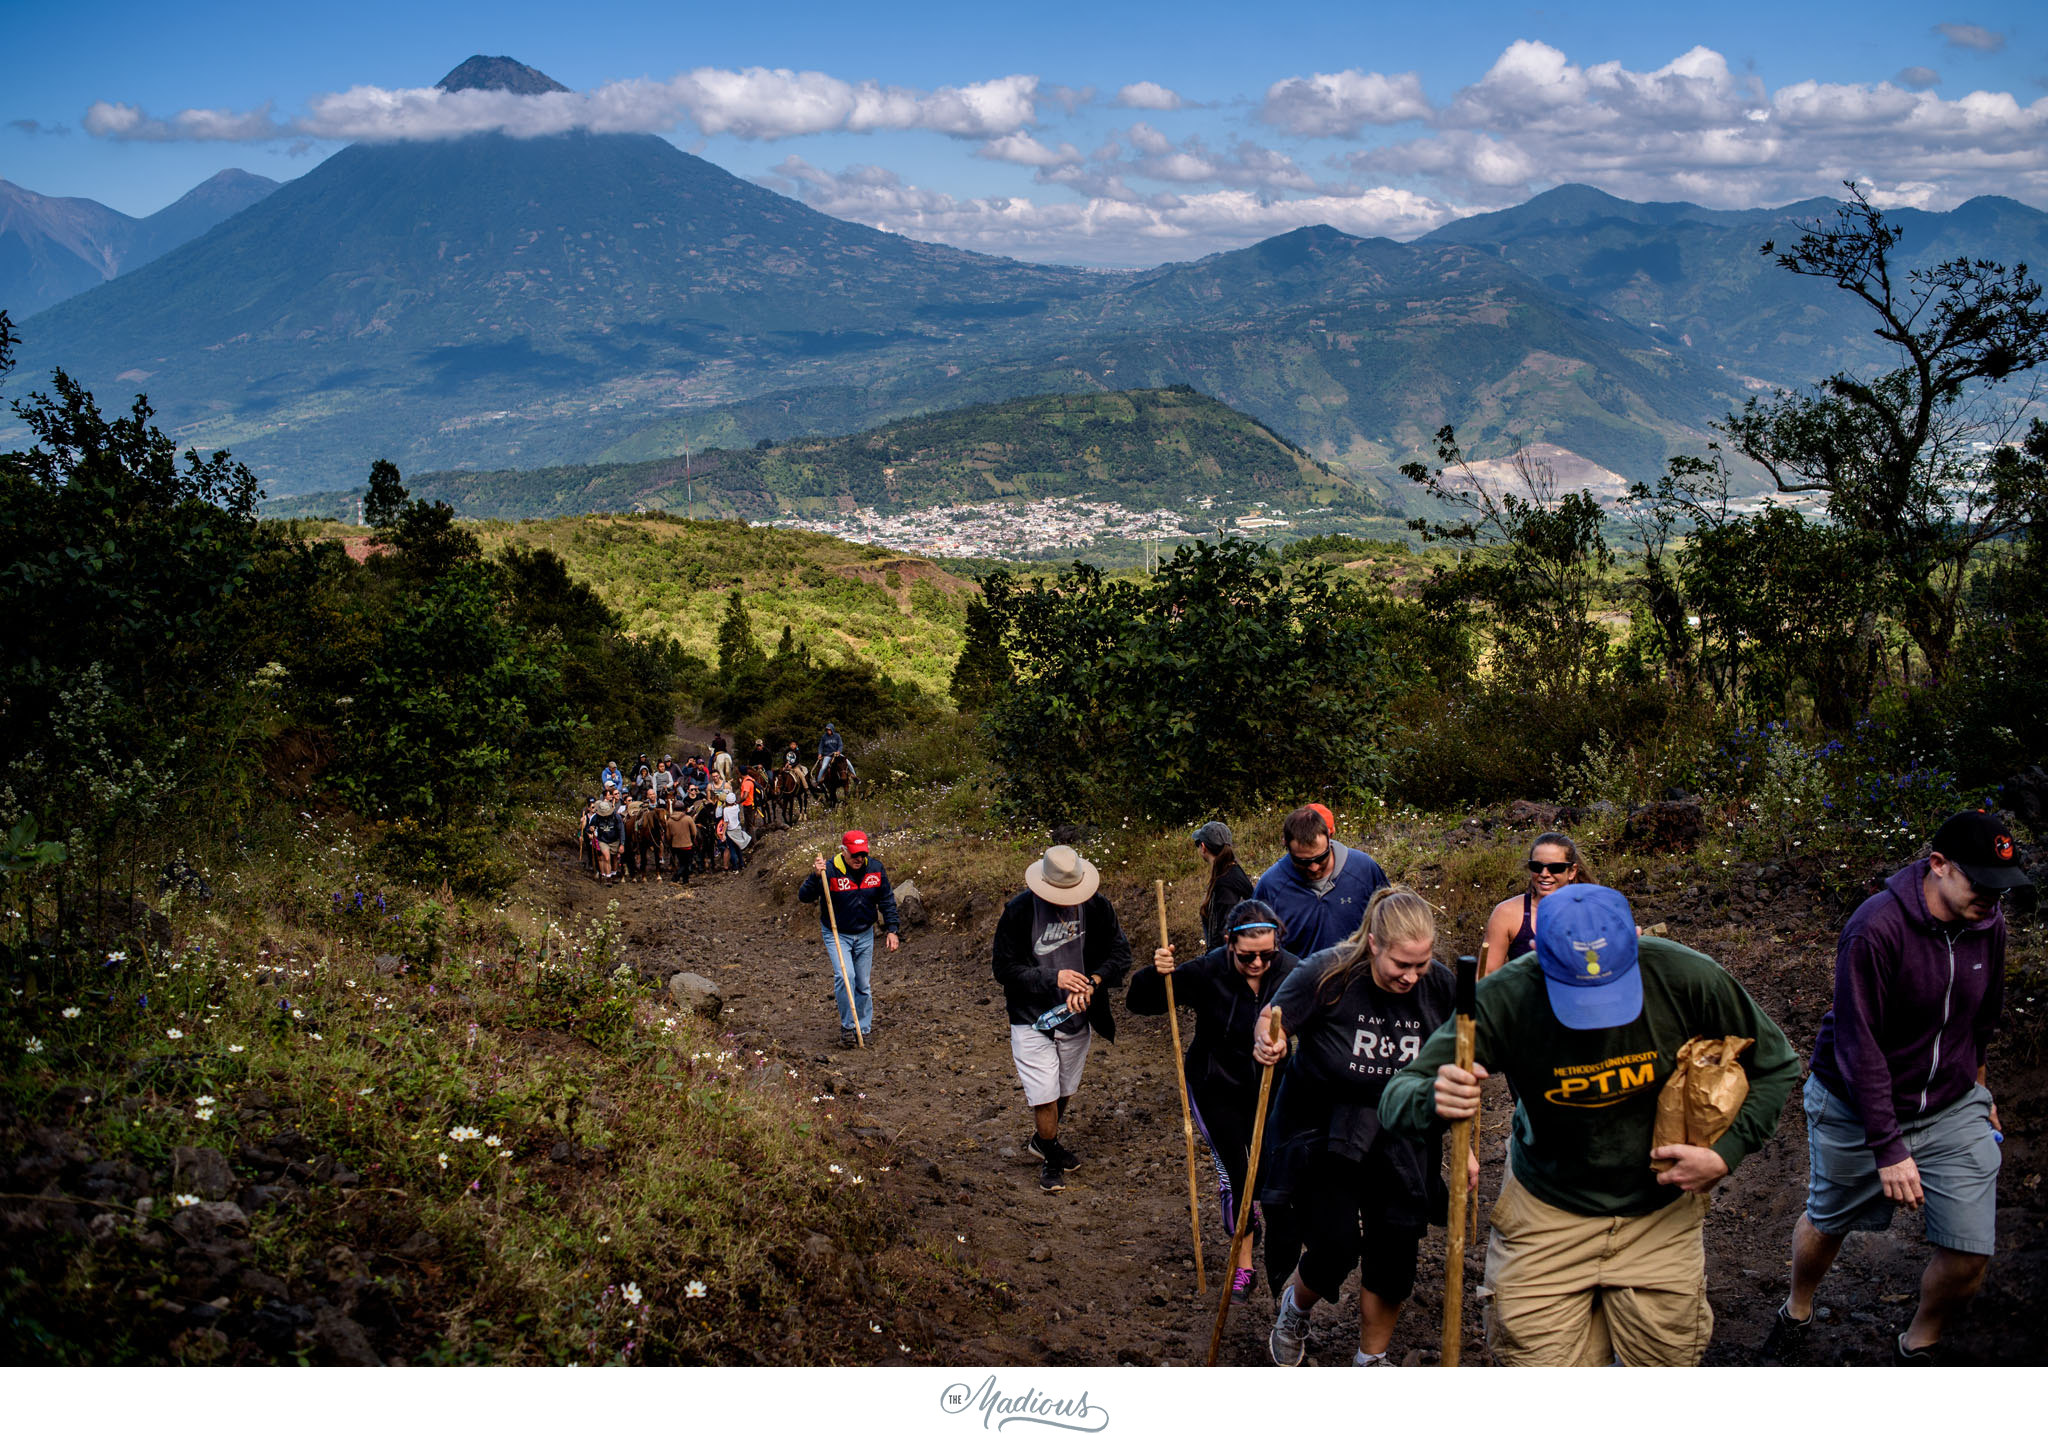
[949,594,1013,711]
[1724,184,2048,679]
[1402,428,1613,699]
[363,457,407,528]
[715,589,765,679]
[976,539,1402,823]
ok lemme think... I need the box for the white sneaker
[1353,1349,1390,1367]
[1269,1287,1310,1366]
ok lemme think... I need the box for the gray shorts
[1010,1024,1092,1107]
[1803,1073,2000,1255]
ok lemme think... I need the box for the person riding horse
[814,722,854,786]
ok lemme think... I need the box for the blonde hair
[1314,884,1436,1004]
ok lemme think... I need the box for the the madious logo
[940,1375,1108,1433]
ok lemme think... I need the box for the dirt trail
[548,813,2045,1368]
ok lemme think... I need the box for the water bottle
[1031,1003,1078,1031]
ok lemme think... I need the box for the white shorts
[1010,1024,1092,1107]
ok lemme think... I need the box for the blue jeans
[822,925,873,1034]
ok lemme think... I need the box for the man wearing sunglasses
[1129,898,1301,1297]
[1252,804,1389,959]
[1774,809,2032,1364]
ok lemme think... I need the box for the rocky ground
[552,807,2048,1368]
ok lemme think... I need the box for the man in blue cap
[1379,885,1800,1365]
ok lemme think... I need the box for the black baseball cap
[1932,811,2033,891]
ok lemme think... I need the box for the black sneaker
[1028,1134,1081,1171]
[1895,1331,1941,1365]
[1039,1158,1066,1192]
[839,1029,859,1049]
[1762,1301,1813,1359]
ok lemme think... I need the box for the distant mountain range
[261,386,1375,525]
[10,57,2046,499]
[0,169,278,317]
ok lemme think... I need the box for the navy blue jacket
[799,853,901,934]
[1251,841,1389,957]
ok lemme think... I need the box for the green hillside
[269,387,1384,527]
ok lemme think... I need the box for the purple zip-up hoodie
[1809,859,2005,1168]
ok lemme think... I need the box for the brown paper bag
[1649,1035,1754,1171]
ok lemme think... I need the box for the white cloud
[1116,82,1184,111]
[85,68,1040,144]
[1896,67,1942,89]
[770,154,1459,265]
[1259,68,1431,135]
[1935,23,2005,53]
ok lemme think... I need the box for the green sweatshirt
[1378,936,1801,1218]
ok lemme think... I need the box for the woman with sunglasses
[1481,831,1590,976]
[1130,898,1300,1298]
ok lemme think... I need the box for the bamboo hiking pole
[824,869,864,1049]
[1206,1004,1284,1365]
[1440,954,1480,1367]
[1156,880,1206,1294]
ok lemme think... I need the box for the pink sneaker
[1231,1267,1255,1298]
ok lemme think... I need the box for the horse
[771,765,810,825]
[622,799,662,881]
[819,751,855,809]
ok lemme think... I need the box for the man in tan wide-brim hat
[992,844,1133,1194]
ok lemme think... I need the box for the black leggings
[1187,1079,1258,1243]
[1274,1149,1424,1305]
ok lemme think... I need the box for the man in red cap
[1772,809,2032,1363]
[799,831,901,1048]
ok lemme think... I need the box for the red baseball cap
[1308,803,1336,839]
[842,831,870,854]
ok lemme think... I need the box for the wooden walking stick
[823,865,864,1049]
[1156,879,1206,1294]
[1440,953,1480,1367]
[1206,1004,1284,1365]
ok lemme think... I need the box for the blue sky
[5,1,2043,264]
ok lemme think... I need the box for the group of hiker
[580,725,854,883]
[796,799,2026,1367]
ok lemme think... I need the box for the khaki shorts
[1010,1024,1092,1107]
[1483,1174,1711,1366]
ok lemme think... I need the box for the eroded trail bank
[550,817,2046,1367]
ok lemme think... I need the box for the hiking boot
[1762,1301,1814,1359]
[1039,1158,1066,1193]
[1895,1331,1942,1365]
[1269,1287,1309,1366]
[1027,1134,1080,1171]
[839,1029,859,1049]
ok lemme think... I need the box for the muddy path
[546,812,2046,1367]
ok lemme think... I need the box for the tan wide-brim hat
[1025,844,1099,905]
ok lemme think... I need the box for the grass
[0,807,952,1365]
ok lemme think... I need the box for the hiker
[658,792,696,883]
[588,796,625,883]
[1772,810,2027,1363]
[992,845,1132,1192]
[599,759,623,792]
[689,786,718,875]
[797,831,902,1048]
[1480,831,1589,976]
[1380,884,1801,1366]
[1252,805,1388,958]
[1130,897,1299,1299]
[738,767,758,832]
[1255,886,1459,1366]
[653,756,675,799]
[1193,820,1255,952]
[718,788,749,871]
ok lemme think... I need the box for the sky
[4,0,2045,266]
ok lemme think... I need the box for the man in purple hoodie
[1772,810,2031,1363]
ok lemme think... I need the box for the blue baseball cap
[1535,885,1643,1030]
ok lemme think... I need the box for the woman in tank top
[1479,831,1588,976]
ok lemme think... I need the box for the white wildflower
[165,1028,184,1040]
[173,1194,200,1208]
[62,1007,81,1019]
[622,1282,643,1306]
[685,1280,707,1299]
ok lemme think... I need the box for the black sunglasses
[1231,948,1274,966]
[1528,860,1574,875]
[1289,848,1333,875]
